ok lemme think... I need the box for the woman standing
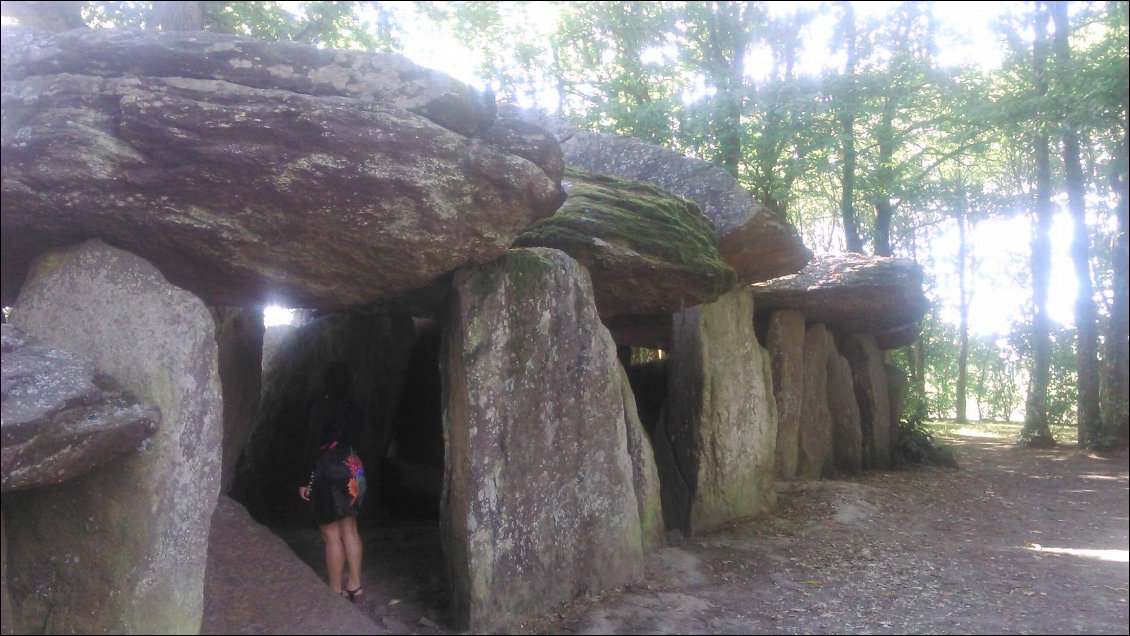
[298,361,367,601]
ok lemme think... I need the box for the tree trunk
[152,1,205,31]
[956,208,970,424]
[708,2,754,179]
[873,198,894,257]
[837,2,864,254]
[872,99,897,257]
[1050,1,1102,448]
[1100,103,1130,450]
[1020,1,1057,448]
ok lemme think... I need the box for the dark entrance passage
[229,311,451,630]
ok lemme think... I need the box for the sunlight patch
[1079,473,1127,482]
[263,305,296,327]
[954,428,999,438]
[1026,544,1129,563]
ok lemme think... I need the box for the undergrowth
[896,416,960,468]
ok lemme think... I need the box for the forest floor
[279,429,1129,635]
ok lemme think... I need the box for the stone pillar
[8,240,222,634]
[212,306,264,495]
[766,310,805,480]
[442,248,644,632]
[797,324,833,479]
[618,364,665,553]
[659,289,777,536]
[827,340,864,473]
[886,362,909,456]
[842,334,892,469]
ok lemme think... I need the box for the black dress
[307,396,367,525]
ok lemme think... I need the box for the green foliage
[895,415,959,469]
[15,1,400,52]
[1009,321,1080,431]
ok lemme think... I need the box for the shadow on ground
[260,436,1129,635]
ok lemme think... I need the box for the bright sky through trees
[362,0,1077,338]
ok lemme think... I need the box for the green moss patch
[514,169,736,307]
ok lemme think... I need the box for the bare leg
[319,521,345,594]
[341,515,364,594]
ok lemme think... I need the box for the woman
[298,361,367,601]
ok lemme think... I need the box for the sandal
[342,586,363,603]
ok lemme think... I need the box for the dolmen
[752,253,930,478]
[1,24,924,635]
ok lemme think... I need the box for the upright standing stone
[618,364,665,553]
[842,334,892,469]
[827,342,864,473]
[659,290,777,536]
[212,307,264,495]
[766,310,805,479]
[797,324,833,479]
[442,248,644,632]
[7,239,222,634]
[885,363,909,454]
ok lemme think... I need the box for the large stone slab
[766,310,805,480]
[442,248,644,632]
[827,342,864,474]
[1,26,565,309]
[842,334,893,469]
[658,290,777,536]
[561,131,811,284]
[211,307,264,495]
[751,253,930,348]
[201,497,379,635]
[0,26,495,135]
[1,324,159,492]
[797,324,833,480]
[514,169,737,318]
[7,239,222,634]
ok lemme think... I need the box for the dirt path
[279,434,1129,634]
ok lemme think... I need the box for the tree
[1019,0,1057,448]
[1049,1,1102,448]
[1,1,398,51]
[954,186,972,424]
[830,1,866,253]
[1090,0,1130,450]
[676,1,762,177]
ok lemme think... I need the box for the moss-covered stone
[514,169,737,317]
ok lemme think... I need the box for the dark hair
[323,361,352,399]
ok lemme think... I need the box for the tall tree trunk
[1100,103,1130,450]
[699,2,754,178]
[1021,1,1057,448]
[837,2,864,253]
[956,205,970,424]
[873,199,894,257]
[872,98,897,257]
[1050,2,1102,448]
